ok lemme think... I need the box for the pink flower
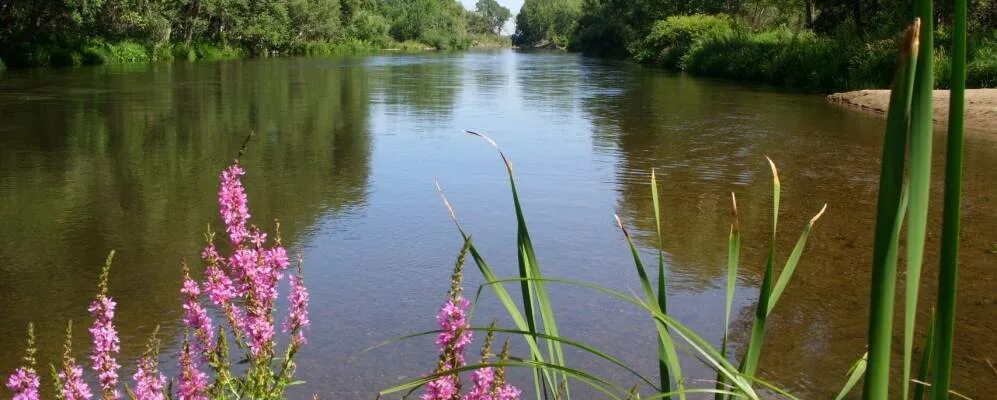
[181,275,214,357]
[203,264,238,307]
[461,367,495,400]
[435,298,473,364]
[422,375,459,400]
[88,295,120,399]
[219,164,250,245]
[178,343,208,400]
[423,297,472,400]
[283,271,310,345]
[59,363,93,400]
[132,354,165,400]
[5,367,39,400]
[495,384,521,400]
[460,367,521,400]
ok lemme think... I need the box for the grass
[382,2,970,398]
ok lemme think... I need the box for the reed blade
[436,182,554,398]
[615,214,685,400]
[834,352,868,400]
[739,158,780,380]
[863,19,920,400]
[650,170,672,396]
[766,203,827,315]
[914,310,936,400]
[715,193,740,400]
[467,130,569,398]
[931,0,967,395]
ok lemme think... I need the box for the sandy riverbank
[827,89,997,137]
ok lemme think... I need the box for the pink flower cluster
[284,271,311,345]
[59,362,93,400]
[463,368,521,400]
[178,343,208,400]
[132,354,166,400]
[5,368,39,400]
[422,247,520,400]
[88,295,120,399]
[181,272,214,357]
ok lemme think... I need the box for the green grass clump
[631,14,735,66]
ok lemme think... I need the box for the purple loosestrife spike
[61,321,94,400]
[132,327,166,400]
[219,163,250,245]
[6,368,39,400]
[423,242,473,400]
[283,259,310,346]
[181,262,215,358]
[6,323,40,400]
[89,251,120,400]
[178,339,208,400]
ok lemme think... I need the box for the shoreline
[826,89,997,138]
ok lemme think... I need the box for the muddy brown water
[1,50,994,399]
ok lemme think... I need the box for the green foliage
[345,10,393,47]
[469,0,512,35]
[682,31,851,91]
[0,0,495,67]
[379,0,472,50]
[632,14,734,66]
[512,0,581,48]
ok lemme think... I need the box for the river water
[1,50,994,399]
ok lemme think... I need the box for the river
[1,50,994,399]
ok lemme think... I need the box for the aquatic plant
[4,158,311,400]
[387,15,969,394]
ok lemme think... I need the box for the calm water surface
[1,50,994,399]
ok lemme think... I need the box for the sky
[458,0,523,34]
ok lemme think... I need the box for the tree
[475,0,511,34]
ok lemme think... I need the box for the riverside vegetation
[4,0,975,399]
[514,0,996,91]
[0,0,512,69]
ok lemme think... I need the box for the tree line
[0,0,512,67]
[511,0,996,89]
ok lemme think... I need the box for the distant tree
[475,0,511,34]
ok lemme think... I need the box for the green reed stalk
[650,170,671,397]
[864,19,920,400]
[715,193,740,400]
[931,0,966,395]
[902,0,936,395]
[914,310,936,400]
[467,131,569,398]
[739,159,780,380]
[615,214,685,400]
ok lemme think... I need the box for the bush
[106,40,150,63]
[293,39,382,56]
[192,43,246,60]
[684,30,850,91]
[967,38,997,87]
[346,10,393,48]
[634,14,735,66]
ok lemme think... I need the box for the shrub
[634,14,735,66]
[683,30,850,91]
[346,10,393,48]
[106,40,150,63]
[192,43,247,60]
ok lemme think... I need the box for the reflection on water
[0,51,994,399]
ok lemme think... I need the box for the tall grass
[390,5,970,399]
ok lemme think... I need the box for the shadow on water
[0,58,373,387]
